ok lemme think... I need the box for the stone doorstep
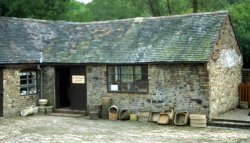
[208,119,250,129]
[49,108,87,117]
[49,112,84,117]
[54,109,87,115]
[49,109,86,117]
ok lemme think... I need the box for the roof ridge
[0,11,228,25]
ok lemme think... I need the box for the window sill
[107,91,148,94]
[20,93,38,96]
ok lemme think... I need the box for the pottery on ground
[38,99,48,106]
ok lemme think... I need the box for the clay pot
[38,99,48,106]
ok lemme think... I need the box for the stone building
[0,11,242,119]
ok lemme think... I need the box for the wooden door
[0,68,3,117]
[69,66,86,110]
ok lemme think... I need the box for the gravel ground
[0,115,250,143]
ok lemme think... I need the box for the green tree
[0,0,9,16]
[229,0,250,67]
[87,0,149,21]
[60,0,94,22]
[0,0,92,22]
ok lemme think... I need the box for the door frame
[55,65,87,110]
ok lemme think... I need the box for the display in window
[19,70,37,95]
[107,65,148,93]
[110,84,119,91]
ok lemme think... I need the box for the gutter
[39,51,44,99]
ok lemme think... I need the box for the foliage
[0,0,92,22]
[229,0,250,67]
[86,0,149,21]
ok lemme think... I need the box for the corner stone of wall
[208,17,242,119]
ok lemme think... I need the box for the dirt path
[0,115,249,143]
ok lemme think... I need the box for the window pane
[108,74,120,83]
[31,71,36,77]
[134,66,142,74]
[134,66,142,81]
[20,79,27,85]
[20,72,27,76]
[135,76,148,83]
[121,66,133,74]
[121,74,133,82]
[134,74,142,81]
[141,66,148,75]
[108,66,120,74]
[134,83,147,92]
[28,87,36,94]
[28,79,36,85]
[20,88,27,95]
[20,74,27,80]
[27,72,32,78]
[121,83,134,92]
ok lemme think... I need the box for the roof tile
[0,11,228,64]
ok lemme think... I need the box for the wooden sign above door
[72,75,85,84]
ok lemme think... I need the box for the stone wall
[208,18,242,119]
[87,64,209,115]
[86,65,107,110]
[42,66,55,106]
[3,65,39,116]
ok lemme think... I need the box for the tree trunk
[167,0,171,15]
[193,0,198,13]
[145,0,161,16]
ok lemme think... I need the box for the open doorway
[56,67,70,108]
[55,66,87,111]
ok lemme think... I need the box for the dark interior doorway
[56,67,70,108]
[0,68,3,117]
[56,66,86,110]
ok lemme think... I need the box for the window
[20,70,37,95]
[107,65,148,93]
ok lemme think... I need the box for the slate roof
[0,11,229,64]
